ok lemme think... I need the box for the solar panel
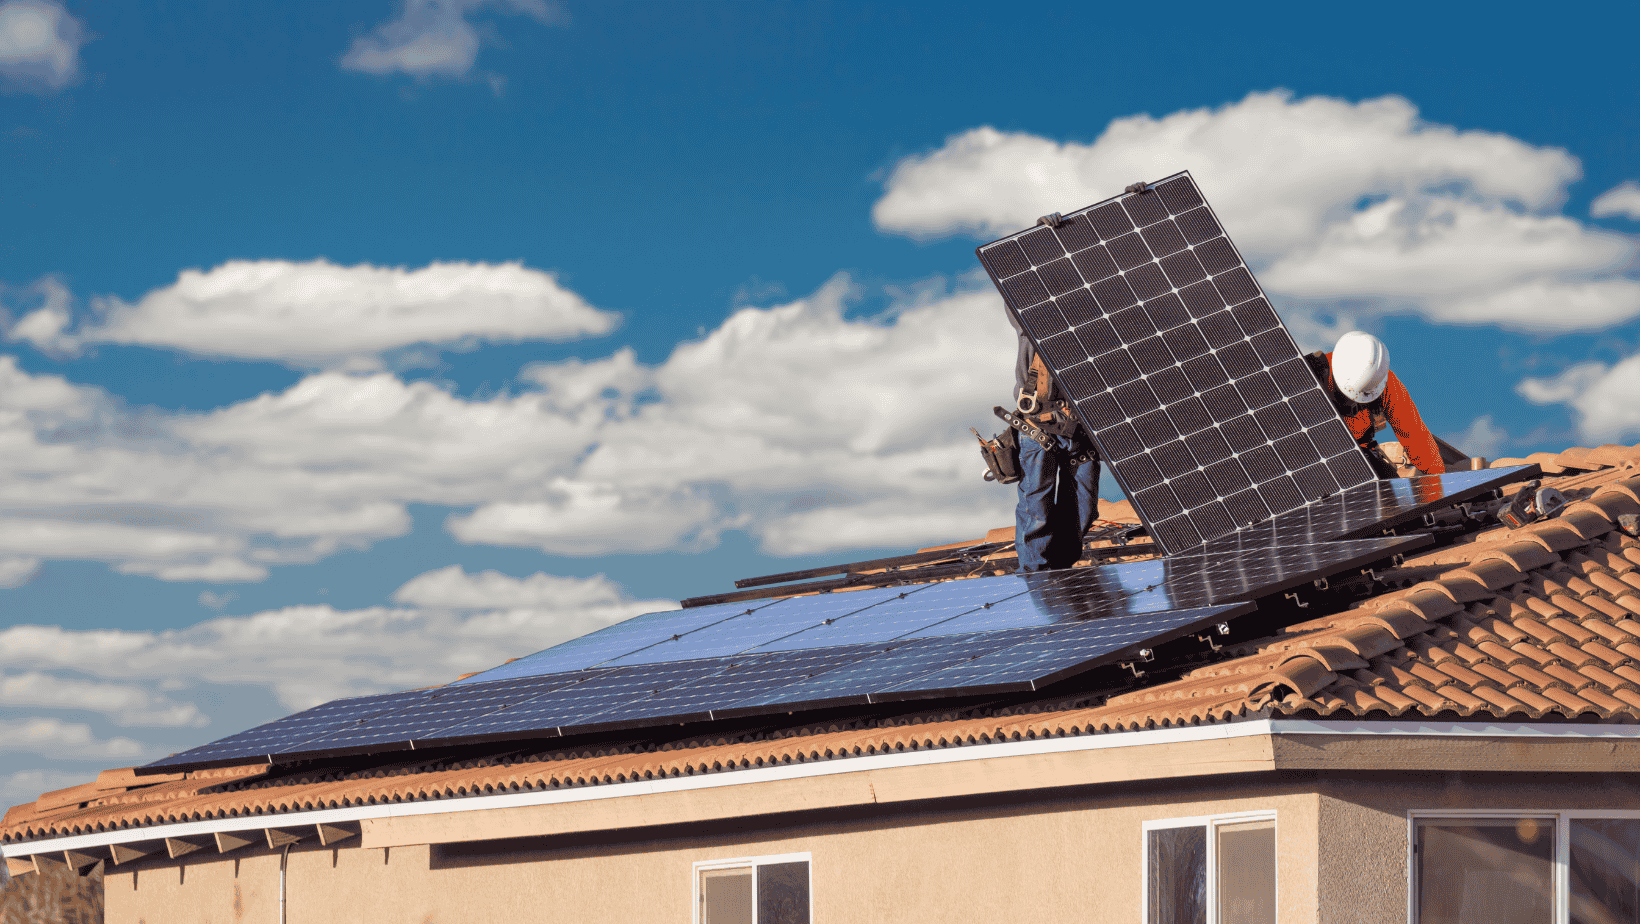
[568,646,879,729]
[143,688,432,770]
[430,660,730,741]
[454,596,791,683]
[724,602,1254,715]
[876,603,1253,699]
[1207,465,1538,550]
[743,578,1030,652]
[725,631,1047,711]
[976,171,1376,555]
[145,518,1418,770]
[600,585,912,666]
[289,671,605,754]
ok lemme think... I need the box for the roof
[6,443,1640,850]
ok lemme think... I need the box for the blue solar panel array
[145,527,1438,771]
[145,599,1251,769]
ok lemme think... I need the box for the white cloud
[340,0,565,80]
[4,275,77,354]
[0,767,91,807]
[0,268,1020,584]
[393,563,669,612]
[1593,181,1640,221]
[1518,357,1640,443]
[0,555,38,588]
[0,566,668,793]
[0,673,206,727]
[198,590,236,610]
[451,273,1020,556]
[0,566,668,712]
[872,90,1640,334]
[0,0,83,91]
[0,718,150,761]
[1447,414,1509,461]
[17,259,619,370]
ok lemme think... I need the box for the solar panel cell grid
[454,597,790,682]
[291,673,599,753]
[578,647,879,727]
[882,604,1250,696]
[600,585,908,666]
[976,171,1374,554]
[438,660,729,740]
[745,579,1019,652]
[144,690,431,769]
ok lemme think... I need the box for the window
[694,853,811,924]
[1145,812,1277,924]
[1413,812,1640,924]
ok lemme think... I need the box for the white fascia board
[7,717,1638,858]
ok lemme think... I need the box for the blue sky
[1,0,1638,801]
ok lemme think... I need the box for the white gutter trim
[6,717,1637,858]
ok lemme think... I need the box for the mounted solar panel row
[143,528,1434,773]
[146,601,1251,771]
[1205,465,1538,552]
[976,171,1377,555]
[459,532,1426,686]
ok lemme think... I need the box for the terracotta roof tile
[1458,558,1530,591]
[1469,685,1532,712]
[1526,451,1570,474]
[1476,539,1561,573]
[1589,445,1640,468]
[1588,572,1635,597]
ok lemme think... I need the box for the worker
[1008,314,1100,571]
[1307,331,1445,478]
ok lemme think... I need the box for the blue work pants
[1015,434,1100,572]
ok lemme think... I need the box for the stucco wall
[1315,771,1640,924]
[103,779,1320,924]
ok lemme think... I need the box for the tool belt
[975,353,1096,483]
[973,425,1023,484]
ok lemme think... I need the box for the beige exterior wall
[104,781,1319,924]
[1316,772,1640,924]
[89,737,1640,924]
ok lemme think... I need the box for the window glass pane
[757,861,811,924]
[1148,825,1207,924]
[1218,819,1276,924]
[701,867,754,924]
[1571,818,1640,924]
[1416,818,1554,924]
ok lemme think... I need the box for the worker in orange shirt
[1306,331,1445,479]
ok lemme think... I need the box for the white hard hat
[1331,331,1390,404]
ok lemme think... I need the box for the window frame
[1142,810,1279,924]
[692,851,813,924]
[1407,808,1640,924]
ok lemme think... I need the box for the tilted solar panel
[976,171,1377,555]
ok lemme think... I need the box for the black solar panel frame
[977,171,1377,555]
